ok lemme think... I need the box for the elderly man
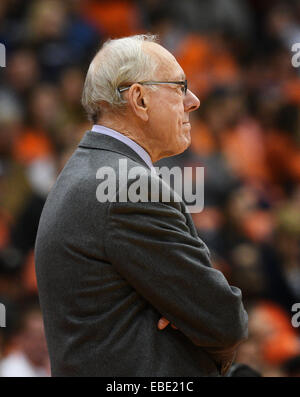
[35,34,248,377]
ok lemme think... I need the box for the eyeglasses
[118,80,188,95]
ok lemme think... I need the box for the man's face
[143,43,200,160]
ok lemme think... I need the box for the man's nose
[184,89,200,112]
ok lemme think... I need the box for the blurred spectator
[266,2,300,50]
[0,301,49,376]
[236,301,300,376]
[24,0,100,82]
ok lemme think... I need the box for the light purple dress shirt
[92,124,155,171]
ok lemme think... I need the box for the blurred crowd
[0,0,300,377]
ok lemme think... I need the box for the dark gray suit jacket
[35,131,248,377]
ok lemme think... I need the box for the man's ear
[127,84,149,122]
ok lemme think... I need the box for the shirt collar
[91,125,154,171]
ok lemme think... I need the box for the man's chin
[176,133,191,155]
[183,128,192,147]
[159,131,191,159]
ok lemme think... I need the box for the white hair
[81,34,159,123]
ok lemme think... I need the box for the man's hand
[157,317,178,330]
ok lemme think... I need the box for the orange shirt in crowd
[220,119,272,183]
[176,34,239,97]
[265,129,300,183]
[257,302,300,365]
[13,129,53,165]
[81,0,142,38]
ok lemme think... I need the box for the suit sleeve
[104,179,248,372]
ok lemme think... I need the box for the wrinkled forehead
[142,41,185,80]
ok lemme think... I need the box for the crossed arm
[104,184,248,374]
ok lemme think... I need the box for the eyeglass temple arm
[118,81,187,93]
